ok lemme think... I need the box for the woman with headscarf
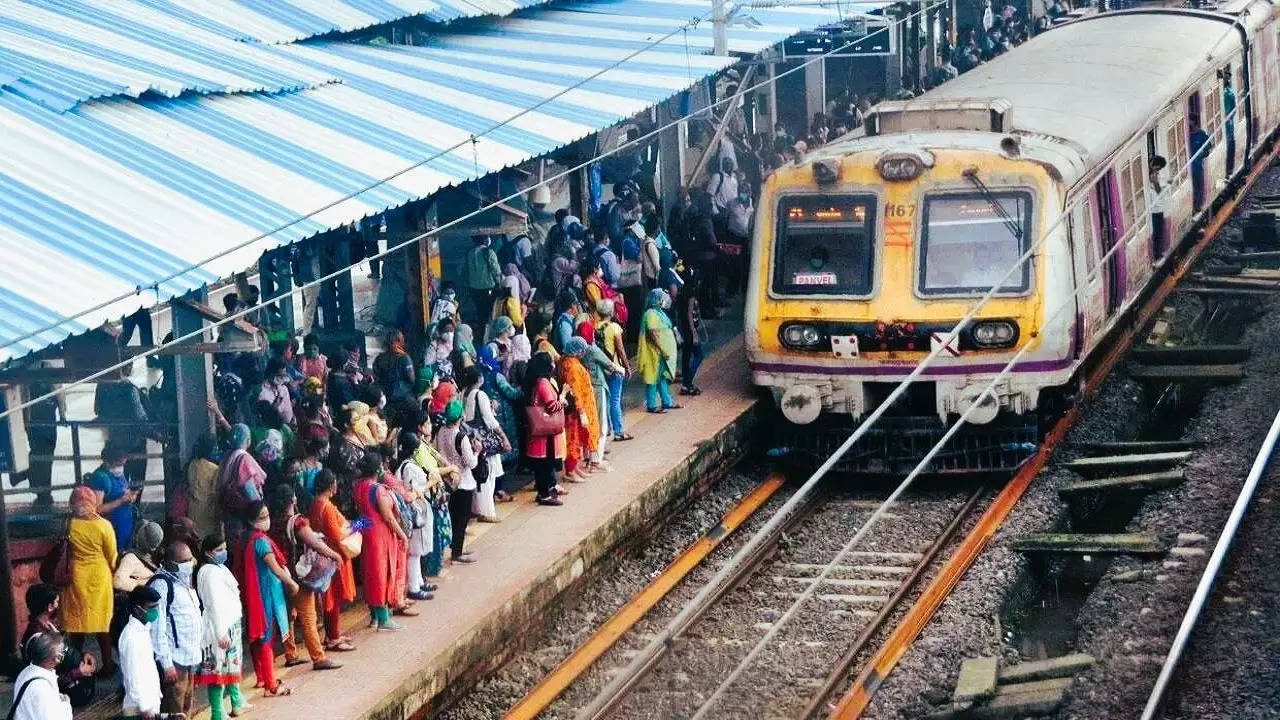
[423,319,457,384]
[427,378,458,425]
[237,501,296,696]
[476,343,522,477]
[485,316,516,377]
[113,520,163,593]
[372,330,416,404]
[637,289,681,413]
[433,400,479,562]
[452,323,478,372]
[62,486,118,673]
[414,366,437,408]
[523,352,566,506]
[353,451,410,630]
[194,533,249,720]
[491,269,526,331]
[219,424,267,557]
[557,338,601,482]
[343,401,377,447]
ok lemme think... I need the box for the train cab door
[1072,195,1106,348]
[1093,175,1123,316]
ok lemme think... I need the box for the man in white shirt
[119,585,165,720]
[10,632,73,720]
[148,542,203,716]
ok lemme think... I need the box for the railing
[4,419,177,498]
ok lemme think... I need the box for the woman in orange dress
[557,337,599,483]
[309,470,357,652]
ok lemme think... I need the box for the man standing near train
[1188,113,1211,212]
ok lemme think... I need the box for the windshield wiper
[962,168,1023,242]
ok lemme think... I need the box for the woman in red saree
[353,451,411,631]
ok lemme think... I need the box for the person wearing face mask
[145,541,203,716]
[86,444,138,554]
[423,320,457,384]
[465,234,503,325]
[62,486,118,676]
[238,501,297,696]
[193,534,249,720]
[21,584,97,708]
[257,358,296,429]
[637,289,681,413]
[118,585,163,720]
[430,281,461,326]
[12,631,74,720]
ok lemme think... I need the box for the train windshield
[919,191,1032,295]
[772,195,875,296]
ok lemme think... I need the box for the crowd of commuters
[8,146,761,718]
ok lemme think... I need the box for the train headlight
[971,320,1018,348]
[780,323,825,349]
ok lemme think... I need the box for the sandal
[264,682,292,697]
[663,404,683,410]
[394,606,420,617]
[614,433,635,441]
[325,640,357,652]
[646,408,666,414]
[230,703,254,716]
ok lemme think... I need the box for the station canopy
[0,0,885,360]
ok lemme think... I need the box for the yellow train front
[745,103,1075,474]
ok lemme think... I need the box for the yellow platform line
[503,472,787,720]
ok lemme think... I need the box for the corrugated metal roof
[0,0,337,111]
[0,0,878,359]
[133,0,545,44]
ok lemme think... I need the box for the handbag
[286,514,337,593]
[339,521,363,558]
[525,403,566,437]
[396,461,431,530]
[464,390,505,455]
[40,539,72,586]
[455,429,490,485]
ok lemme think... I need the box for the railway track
[504,484,987,720]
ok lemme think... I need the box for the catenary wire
[0,0,933,423]
[685,72,1252,720]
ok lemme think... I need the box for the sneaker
[451,554,477,564]
[408,590,434,601]
[313,659,343,671]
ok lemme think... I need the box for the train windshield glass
[920,191,1032,295]
[772,195,875,296]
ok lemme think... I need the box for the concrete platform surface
[239,335,759,720]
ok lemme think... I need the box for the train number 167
[886,203,916,218]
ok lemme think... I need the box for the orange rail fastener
[503,472,787,720]
[827,139,1280,720]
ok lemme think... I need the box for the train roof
[903,10,1245,179]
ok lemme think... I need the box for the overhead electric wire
[0,3,728,354]
[0,0,928,424]
[685,66,1253,720]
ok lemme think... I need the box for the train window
[919,191,1032,295]
[772,194,876,296]
[1165,117,1188,177]
[1119,155,1145,230]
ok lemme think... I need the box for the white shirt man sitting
[10,632,73,720]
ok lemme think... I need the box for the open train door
[1092,173,1123,316]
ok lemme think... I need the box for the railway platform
[220,333,759,720]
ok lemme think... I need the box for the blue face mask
[211,550,228,566]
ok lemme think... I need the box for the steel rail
[828,128,1280,720]
[575,486,830,720]
[502,472,788,720]
[798,485,988,720]
[1139,397,1280,718]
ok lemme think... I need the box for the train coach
[745,1,1280,470]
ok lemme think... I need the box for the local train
[746,2,1280,469]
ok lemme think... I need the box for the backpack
[286,514,337,592]
[395,461,431,530]
[455,428,490,485]
[147,572,202,650]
